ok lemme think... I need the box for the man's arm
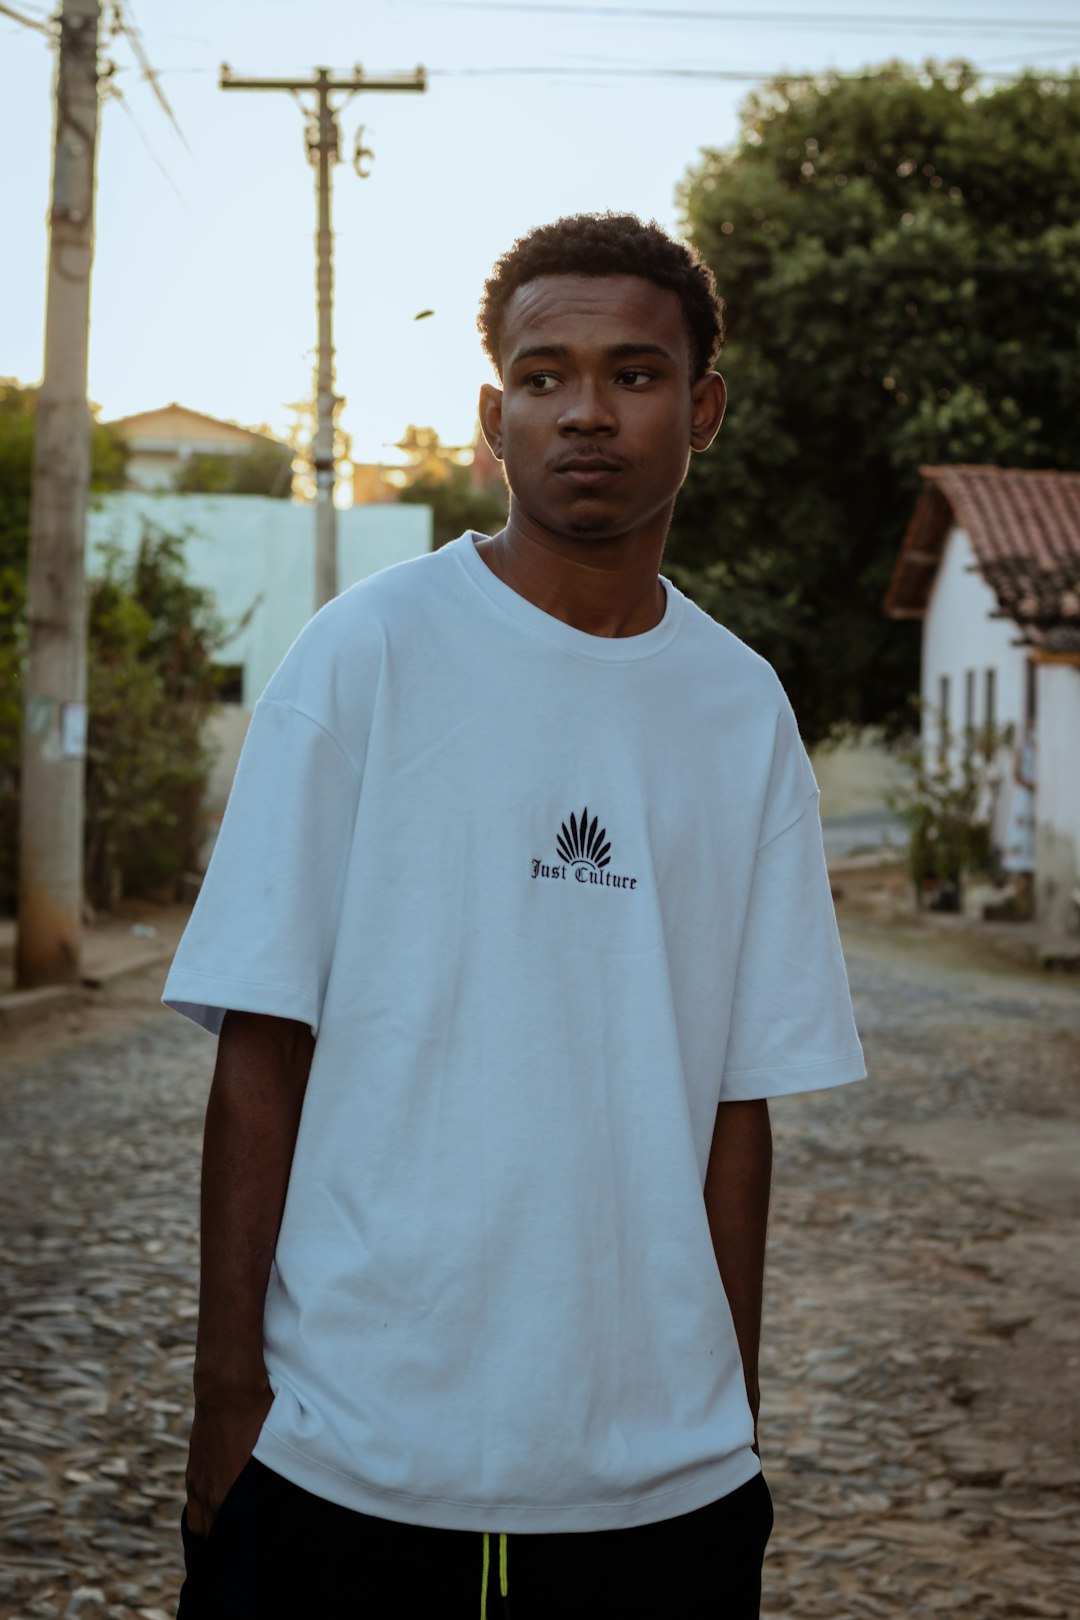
[703,1098,773,1454]
[185,1009,315,1536]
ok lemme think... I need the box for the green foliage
[84,528,230,907]
[887,716,1013,906]
[0,524,231,914]
[0,379,128,577]
[172,439,295,498]
[672,64,1080,744]
[398,462,508,550]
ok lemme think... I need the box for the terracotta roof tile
[884,465,1080,629]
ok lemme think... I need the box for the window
[1025,658,1037,725]
[938,674,951,761]
[213,663,244,705]
[984,668,996,758]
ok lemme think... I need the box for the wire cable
[399,2,1080,34]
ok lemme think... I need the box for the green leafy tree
[173,438,295,498]
[0,523,236,913]
[672,65,1080,743]
[0,379,128,577]
[398,461,508,550]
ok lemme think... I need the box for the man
[165,212,866,1619]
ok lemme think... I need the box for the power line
[402,2,1080,32]
[0,1,52,34]
[425,62,1079,82]
[111,0,189,147]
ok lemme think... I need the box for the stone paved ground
[1,911,1078,1620]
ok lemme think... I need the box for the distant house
[885,465,1080,934]
[106,402,290,493]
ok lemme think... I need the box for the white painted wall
[86,493,433,864]
[921,525,1030,847]
[1035,662,1080,935]
[87,492,432,703]
[922,526,1027,744]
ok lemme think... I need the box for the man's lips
[552,457,625,485]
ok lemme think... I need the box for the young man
[164,212,866,1619]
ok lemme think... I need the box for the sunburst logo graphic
[556,806,611,871]
[530,803,638,890]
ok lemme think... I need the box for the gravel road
[2,913,1078,1619]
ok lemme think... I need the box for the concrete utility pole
[17,0,101,989]
[220,63,426,612]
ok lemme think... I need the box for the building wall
[86,492,433,864]
[921,525,1030,847]
[1035,661,1080,934]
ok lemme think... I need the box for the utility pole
[220,63,426,612]
[17,0,101,989]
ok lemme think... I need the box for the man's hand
[185,1379,274,1539]
[185,1011,314,1538]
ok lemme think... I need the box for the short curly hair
[478,212,725,383]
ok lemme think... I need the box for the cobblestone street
[2,910,1078,1620]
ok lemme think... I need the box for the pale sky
[3,0,1078,467]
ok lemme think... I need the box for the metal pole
[311,70,338,612]
[17,0,100,988]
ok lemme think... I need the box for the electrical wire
[112,0,190,148]
[398,2,1080,33]
[0,1,51,35]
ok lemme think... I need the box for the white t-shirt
[164,531,866,1533]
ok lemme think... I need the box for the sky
[3,0,1079,471]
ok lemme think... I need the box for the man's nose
[557,381,617,434]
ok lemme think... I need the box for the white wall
[86,492,432,703]
[922,526,1027,744]
[86,492,433,864]
[1035,662,1080,934]
[921,525,1030,847]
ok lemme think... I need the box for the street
[2,909,1079,1620]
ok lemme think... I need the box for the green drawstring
[480,1531,509,1617]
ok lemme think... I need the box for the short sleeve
[162,698,361,1037]
[720,790,866,1100]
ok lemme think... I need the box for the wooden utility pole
[17,0,101,989]
[220,63,426,612]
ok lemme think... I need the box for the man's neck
[472,515,668,639]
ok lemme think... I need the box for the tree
[172,438,295,498]
[399,462,508,550]
[0,522,237,914]
[0,378,127,577]
[672,65,1080,743]
[392,424,508,549]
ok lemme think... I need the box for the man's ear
[478,382,505,462]
[689,371,727,452]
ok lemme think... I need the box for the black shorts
[177,1459,773,1619]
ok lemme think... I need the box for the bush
[1,523,236,913]
[888,715,1013,909]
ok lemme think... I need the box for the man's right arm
[185,1009,315,1537]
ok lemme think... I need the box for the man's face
[480,273,725,544]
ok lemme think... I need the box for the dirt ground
[1,887,1078,1618]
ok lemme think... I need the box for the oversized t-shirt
[163,530,866,1534]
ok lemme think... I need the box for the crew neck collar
[450,531,684,663]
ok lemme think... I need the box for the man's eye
[526,373,559,392]
[617,369,653,387]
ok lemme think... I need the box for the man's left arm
[703,1098,773,1454]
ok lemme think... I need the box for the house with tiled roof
[107,403,290,493]
[885,465,1080,936]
